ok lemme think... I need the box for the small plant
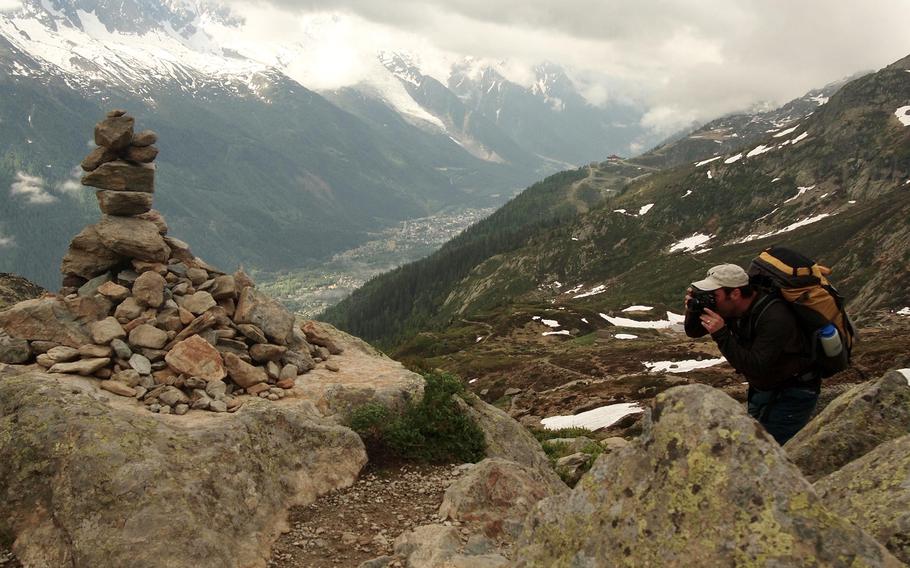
[347,372,486,464]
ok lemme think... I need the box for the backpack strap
[749,294,780,338]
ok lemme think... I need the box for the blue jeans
[747,386,819,445]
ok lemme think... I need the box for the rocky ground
[0,547,20,567]
[269,462,472,568]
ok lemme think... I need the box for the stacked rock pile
[1,111,343,414]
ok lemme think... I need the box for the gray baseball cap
[691,264,749,290]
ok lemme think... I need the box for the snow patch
[895,106,910,127]
[643,357,727,373]
[682,190,692,198]
[599,311,684,329]
[540,319,560,328]
[791,132,809,144]
[773,126,799,138]
[638,203,654,215]
[772,178,781,182]
[574,285,607,299]
[541,402,644,431]
[621,305,653,312]
[783,185,816,203]
[724,153,743,164]
[735,213,832,243]
[694,156,722,167]
[707,170,713,179]
[746,144,774,158]
[668,233,712,253]
[896,307,910,316]
[615,334,638,340]
[581,318,589,324]
[543,330,571,336]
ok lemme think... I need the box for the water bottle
[819,324,843,357]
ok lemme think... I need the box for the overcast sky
[226,0,910,135]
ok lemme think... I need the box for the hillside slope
[323,54,910,352]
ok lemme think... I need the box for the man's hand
[700,307,726,334]
[684,287,693,311]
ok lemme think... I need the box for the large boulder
[96,190,153,216]
[60,225,123,280]
[0,369,367,568]
[814,434,910,563]
[94,216,170,263]
[514,384,902,567]
[438,458,566,539]
[81,160,154,192]
[785,371,910,481]
[0,296,103,348]
[234,288,295,345]
[453,394,562,488]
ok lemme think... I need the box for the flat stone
[132,130,158,147]
[209,400,227,412]
[133,271,166,308]
[279,363,297,380]
[81,146,119,172]
[250,344,287,363]
[46,346,80,363]
[29,341,59,354]
[129,324,168,350]
[124,145,158,163]
[246,383,270,396]
[95,216,169,264]
[99,380,137,397]
[110,338,132,359]
[90,317,126,345]
[223,352,268,389]
[96,190,153,216]
[82,160,154,192]
[96,281,130,302]
[78,344,112,358]
[165,335,225,382]
[94,115,134,150]
[180,291,216,315]
[136,210,168,236]
[325,362,340,372]
[237,324,267,344]
[49,357,111,375]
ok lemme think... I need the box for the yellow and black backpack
[748,246,855,377]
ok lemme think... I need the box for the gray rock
[815,433,910,563]
[0,332,31,364]
[48,358,110,376]
[514,384,902,567]
[453,395,562,488]
[0,297,99,348]
[113,369,141,387]
[209,400,227,413]
[394,525,460,568]
[96,190,153,216]
[114,297,144,321]
[157,386,189,407]
[29,341,59,354]
[186,268,208,286]
[205,380,227,400]
[110,338,133,359]
[90,317,126,345]
[129,354,152,375]
[77,273,111,298]
[210,275,236,300]
[60,225,122,281]
[439,458,567,539]
[554,452,590,486]
[81,161,154,193]
[174,404,189,416]
[786,371,910,481]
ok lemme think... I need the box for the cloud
[0,0,21,13]
[0,230,14,248]
[55,167,83,196]
[234,0,910,134]
[10,171,57,204]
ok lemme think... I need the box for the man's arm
[710,304,796,377]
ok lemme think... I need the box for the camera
[686,288,717,316]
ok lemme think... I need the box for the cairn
[8,110,343,415]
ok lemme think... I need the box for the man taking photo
[684,263,819,444]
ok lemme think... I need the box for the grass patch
[348,371,486,464]
[570,332,598,347]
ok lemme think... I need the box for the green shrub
[347,372,486,463]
